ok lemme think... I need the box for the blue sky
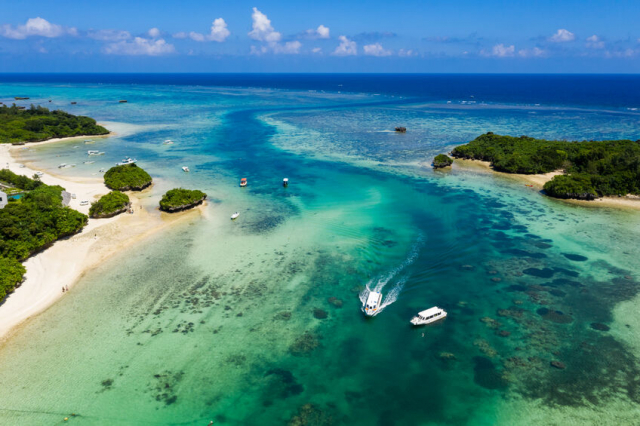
[2,0,640,73]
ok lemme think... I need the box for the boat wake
[359,235,423,316]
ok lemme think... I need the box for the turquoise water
[1,79,640,425]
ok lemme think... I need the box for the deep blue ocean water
[0,74,640,425]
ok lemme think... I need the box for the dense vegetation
[103,164,152,191]
[0,176,87,299]
[433,154,453,168]
[159,188,206,212]
[89,191,130,218]
[0,168,44,190]
[0,104,109,144]
[452,133,640,199]
[0,258,26,300]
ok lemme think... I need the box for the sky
[2,0,640,73]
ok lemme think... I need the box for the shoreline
[453,158,640,211]
[0,138,205,342]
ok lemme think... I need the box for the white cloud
[0,17,76,39]
[363,43,392,57]
[88,29,131,41]
[333,35,357,56]
[312,47,322,54]
[605,48,636,58]
[104,37,175,56]
[274,40,302,54]
[518,47,545,57]
[549,29,575,43]
[187,18,230,43]
[398,49,415,57]
[586,35,604,49]
[148,28,161,38]
[305,25,330,39]
[248,7,281,42]
[486,43,515,57]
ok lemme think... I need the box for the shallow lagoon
[1,78,640,424]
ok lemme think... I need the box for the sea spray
[359,235,424,315]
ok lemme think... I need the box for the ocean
[1,74,640,425]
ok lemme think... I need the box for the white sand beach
[0,139,204,341]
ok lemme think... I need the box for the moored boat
[283,178,289,187]
[410,306,447,326]
[116,157,137,166]
[182,166,190,172]
[240,178,247,187]
[231,212,240,220]
[362,291,382,317]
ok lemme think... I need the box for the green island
[433,154,453,169]
[104,164,153,191]
[1,104,109,144]
[0,171,87,299]
[89,191,130,218]
[452,132,640,200]
[159,188,207,212]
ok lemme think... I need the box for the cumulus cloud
[248,7,281,42]
[518,47,545,57]
[586,35,605,49]
[88,29,131,41]
[184,18,230,43]
[333,35,357,56]
[148,28,161,38]
[312,47,322,54]
[398,49,416,57]
[363,43,392,57]
[549,29,575,43]
[104,37,175,56]
[605,48,636,58]
[0,17,76,39]
[274,41,302,54]
[304,25,330,39]
[483,43,515,57]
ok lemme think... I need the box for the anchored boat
[231,212,240,220]
[410,307,447,326]
[283,178,289,187]
[240,178,247,187]
[116,157,137,166]
[182,166,190,172]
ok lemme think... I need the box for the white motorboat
[240,178,247,187]
[231,212,240,220]
[182,166,190,172]
[84,161,95,164]
[410,306,447,326]
[163,140,174,145]
[87,150,100,155]
[283,178,289,187]
[84,140,94,144]
[116,157,137,166]
[363,291,382,317]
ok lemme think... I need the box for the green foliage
[0,182,87,299]
[0,168,44,190]
[452,133,640,199]
[0,257,26,300]
[544,175,598,200]
[0,104,109,144]
[89,191,130,218]
[103,164,152,191]
[159,188,206,211]
[433,154,453,168]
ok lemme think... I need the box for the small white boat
[116,157,137,166]
[163,140,174,145]
[410,306,447,326]
[84,140,94,144]
[35,171,44,177]
[87,150,100,155]
[84,161,95,164]
[79,200,89,206]
[283,178,289,187]
[363,291,382,317]
[182,166,190,172]
[240,178,247,187]
[231,212,240,220]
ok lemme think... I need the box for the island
[451,132,640,200]
[0,171,87,299]
[433,154,453,169]
[103,164,153,191]
[159,188,207,212]
[1,104,109,144]
[89,191,131,218]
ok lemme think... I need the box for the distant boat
[119,100,128,103]
[362,291,382,317]
[70,102,77,105]
[58,163,67,169]
[87,150,103,156]
[395,126,407,133]
[116,157,137,166]
[240,178,247,187]
[99,169,105,173]
[410,307,447,326]
[182,166,190,172]
[231,212,240,220]
[35,171,44,177]
[163,140,174,145]
[84,140,95,144]
[283,178,289,187]
[84,161,95,164]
